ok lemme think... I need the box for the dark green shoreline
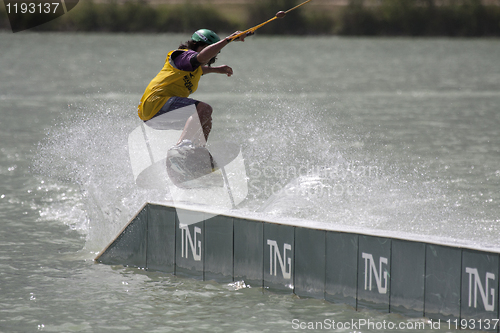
[1,0,500,36]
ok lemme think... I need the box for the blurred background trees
[1,0,499,36]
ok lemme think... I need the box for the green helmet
[191,29,220,45]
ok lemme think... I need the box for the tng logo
[465,267,496,312]
[361,252,388,294]
[180,223,202,261]
[267,239,292,280]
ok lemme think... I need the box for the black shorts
[145,97,200,130]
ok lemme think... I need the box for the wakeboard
[166,140,240,188]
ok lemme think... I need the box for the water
[1,32,499,332]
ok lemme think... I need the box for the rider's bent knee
[197,102,213,119]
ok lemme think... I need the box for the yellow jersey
[138,49,203,121]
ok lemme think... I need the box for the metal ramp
[96,203,500,327]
